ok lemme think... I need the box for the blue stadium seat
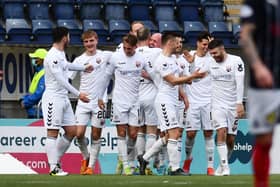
[53,0,75,20]
[142,20,158,33]
[232,23,241,44]
[32,19,53,44]
[158,21,182,34]
[177,0,202,22]
[153,0,176,21]
[5,19,32,44]
[57,19,82,45]
[28,0,51,20]
[208,21,234,47]
[104,0,126,21]
[2,0,26,20]
[128,0,151,21]
[202,1,225,22]
[79,0,104,20]
[184,21,206,46]
[109,19,130,44]
[83,19,109,45]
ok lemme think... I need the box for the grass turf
[1,174,280,187]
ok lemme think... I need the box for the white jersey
[210,54,245,110]
[136,46,161,101]
[69,50,112,110]
[186,51,213,104]
[43,47,80,97]
[154,53,182,105]
[106,51,147,105]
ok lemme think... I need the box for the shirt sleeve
[235,57,245,104]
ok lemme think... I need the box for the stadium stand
[79,0,104,20]
[176,0,202,23]
[5,18,32,44]
[208,21,234,48]
[158,20,182,34]
[153,0,176,22]
[31,19,53,44]
[0,0,242,47]
[28,0,51,20]
[127,0,152,22]
[232,22,241,44]
[57,19,82,45]
[104,0,127,21]
[109,19,130,44]
[184,21,206,46]
[0,23,5,42]
[83,19,109,45]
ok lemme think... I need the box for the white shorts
[155,102,180,132]
[186,103,213,131]
[111,102,140,126]
[248,89,280,135]
[75,101,106,128]
[212,107,238,135]
[139,99,158,126]
[178,102,187,129]
[42,94,75,130]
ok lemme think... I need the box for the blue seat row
[0,18,241,47]
[0,0,227,24]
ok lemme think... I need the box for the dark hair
[52,26,69,43]
[161,31,182,46]
[208,39,224,50]
[137,27,150,42]
[197,31,212,42]
[123,33,138,46]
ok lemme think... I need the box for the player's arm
[179,85,189,111]
[164,69,205,86]
[240,9,273,88]
[50,61,89,102]
[67,61,93,73]
[235,59,245,118]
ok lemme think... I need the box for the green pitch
[1,174,280,187]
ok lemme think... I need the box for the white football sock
[46,137,57,171]
[167,139,179,171]
[89,139,101,167]
[205,137,214,168]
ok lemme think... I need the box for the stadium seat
[32,19,53,44]
[53,0,75,20]
[28,0,51,20]
[5,19,32,44]
[153,0,176,21]
[2,0,26,20]
[109,19,130,44]
[83,19,109,45]
[142,20,158,33]
[158,21,182,34]
[127,0,152,21]
[184,21,206,46]
[202,1,225,22]
[177,0,202,22]
[57,19,82,45]
[208,21,234,47]
[232,23,241,44]
[79,0,104,20]
[104,0,126,21]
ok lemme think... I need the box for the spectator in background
[20,48,47,118]
[240,1,280,186]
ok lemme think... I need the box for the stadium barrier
[2,118,277,175]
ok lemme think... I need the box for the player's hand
[98,99,105,110]
[84,64,94,73]
[141,70,151,80]
[252,61,273,88]
[79,92,90,103]
[183,50,195,63]
[236,103,245,118]
[191,69,206,79]
[0,70,3,80]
